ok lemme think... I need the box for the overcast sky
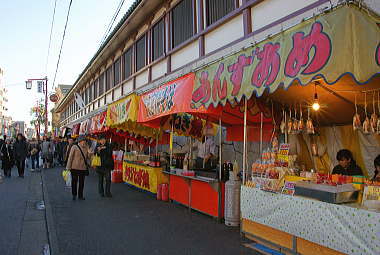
[0,0,135,125]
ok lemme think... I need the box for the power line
[52,0,73,90]
[45,0,58,74]
[99,0,125,47]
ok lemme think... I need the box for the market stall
[105,93,167,194]
[190,4,380,255]
[138,72,274,219]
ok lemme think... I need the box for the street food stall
[138,73,273,219]
[138,73,227,218]
[190,4,380,255]
[105,93,167,194]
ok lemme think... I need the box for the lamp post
[25,77,48,136]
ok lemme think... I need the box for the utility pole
[25,77,48,136]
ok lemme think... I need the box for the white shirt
[196,137,216,159]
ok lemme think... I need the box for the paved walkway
[0,167,48,255]
[43,167,259,255]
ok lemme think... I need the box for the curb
[41,168,60,255]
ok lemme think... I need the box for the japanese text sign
[192,5,380,108]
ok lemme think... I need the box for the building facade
[54,0,380,127]
[52,84,72,136]
[0,68,12,137]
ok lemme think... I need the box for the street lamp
[25,80,32,90]
[24,77,48,136]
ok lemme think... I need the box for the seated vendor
[332,149,363,176]
[373,155,380,181]
[194,136,216,169]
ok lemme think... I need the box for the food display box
[294,182,359,204]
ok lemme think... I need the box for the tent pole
[170,119,174,167]
[260,112,263,156]
[219,117,222,181]
[189,137,193,169]
[243,97,248,185]
[155,132,159,154]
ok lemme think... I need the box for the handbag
[76,145,90,176]
[91,155,101,167]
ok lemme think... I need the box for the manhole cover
[35,201,45,210]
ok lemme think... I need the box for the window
[152,19,165,61]
[113,58,121,86]
[89,82,93,102]
[94,78,98,99]
[105,67,112,91]
[172,0,194,48]
[123,48,132,79]
[99,73,104,95]
[136,35,146,71]
[206,0,235,26]
[84,89,88,105]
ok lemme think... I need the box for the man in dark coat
[95,135,114,197]
[1,138,14,177]
[13,133,29,178]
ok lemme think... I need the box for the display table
[123,161,168,194]
[241,186,379,255]
[164,171,225,219]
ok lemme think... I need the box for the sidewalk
[43,167,259,255]
[0,167,48,255]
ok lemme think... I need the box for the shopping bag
[62,169,69,182]
[65,172,71,187]
[91,155,101,167]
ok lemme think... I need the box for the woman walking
[29,138,40,171]
[1,138,14,177]
[41,137,53,168]
[95,135,114,198]
[13,134,28,178]
[66,135,91,200]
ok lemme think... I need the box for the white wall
[135,70,148,88]
[205,14,244,54]
[123,79,134,95]
[152,59,167,80]
[171,40,199,71]
[114,86,122,100]
[251,0,318,32]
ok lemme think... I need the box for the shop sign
[124,165,150,190]
[164,113,217,140]
[192,6,380,108]
[277,143,290,163]
[49,93,59,103]
[107,94,138,126]
[139,73,195,122]
[90,111,107,134]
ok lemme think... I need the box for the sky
[0,0,135,125]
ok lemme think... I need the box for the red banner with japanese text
[138,73,196,124]
[192,5,380,109]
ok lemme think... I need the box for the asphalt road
[43,167,260,255]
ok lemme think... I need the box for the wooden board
[242,219,293,249]
[297,238,345,255]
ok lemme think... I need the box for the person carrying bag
[66,136,92,200]
[95,135,114,198]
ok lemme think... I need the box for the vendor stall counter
[164,170,225,220]
[123,160,168,194]
[241,186,379,255]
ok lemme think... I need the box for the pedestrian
[1,138,14,177]
[13,133,28,178]
[63,136,75,165]
[66,135,92,200]
[41,137,53,168]
[60,137,68,166]
[95,135,114,198]
[29,138,41,171]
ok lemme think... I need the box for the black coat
[332,162,363,176]
[95,143,114,172]
[1,144,14,169]
[13,140,29,160]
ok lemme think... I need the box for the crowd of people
[0,133,115,201]
[0,133,69,178]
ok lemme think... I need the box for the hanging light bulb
[312,82,320,111]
